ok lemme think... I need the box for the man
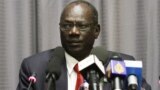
[17,1,151,90]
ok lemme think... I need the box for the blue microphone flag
[124,60,142,90]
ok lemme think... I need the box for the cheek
[82,32,95,42]
[83,30,95,38]
[60,32,67,39]
[60,32,67,43]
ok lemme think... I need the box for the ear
[94,24,100,39]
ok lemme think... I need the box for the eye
[78,24,90,29]
[61,24,73,30]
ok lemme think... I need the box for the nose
[68,26,80,35]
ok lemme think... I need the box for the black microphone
[27,72,37,90]
[46,46,64,90]
[78,55,105,90]
[106,56,127,90]
[91,46,108,64]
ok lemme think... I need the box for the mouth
[69,42,82,45]
[67,40,82,46]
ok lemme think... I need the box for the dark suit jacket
[17,47,151,90]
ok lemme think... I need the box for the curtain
[0,0,159,89]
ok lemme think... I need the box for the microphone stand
[88,70,100,90]
[27,81,33,90]
[46,73,56,90]
[113,77,122,90]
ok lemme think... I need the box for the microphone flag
[124,60,142,90]
[106,60,127,79]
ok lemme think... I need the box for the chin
[65,46,83,54]
[68,47,83,53]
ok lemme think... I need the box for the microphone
[27,72,37,90]
[91,46,108,64]
[159,76,160,85]
[124,60,142,90]
[78,55,105,90]
[91,46,125,64]
[79,81,89,90]
[106,56,127,90]
[46,46,64,90]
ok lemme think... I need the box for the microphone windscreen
[28,72,37,83]
[51,46,65,59]
[91,46,108,63]
[46,46,64,79]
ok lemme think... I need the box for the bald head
[59,1,100,60]
[60,1,98,24]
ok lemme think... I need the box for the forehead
[60,4,94,23]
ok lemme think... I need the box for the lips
[70,42,82,46]
[69,41,81,45]
[67,40,82,46]
[67,39,82,43]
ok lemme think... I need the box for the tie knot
[74,64,79,73]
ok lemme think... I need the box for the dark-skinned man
[17,1,151,90]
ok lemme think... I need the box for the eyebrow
[60,20,92,25]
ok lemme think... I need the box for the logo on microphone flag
[106,60,126,78]
[114,62,125,74]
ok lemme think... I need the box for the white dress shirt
[65,52,91,90]
[65,52,78,90]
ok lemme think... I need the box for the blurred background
[0,0,160,89]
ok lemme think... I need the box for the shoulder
[20,46,65,72]
[22,49,55,64]
[92,47,135,65]
[20,49,56,74]
[102,51,134,66]
[107,51,135,60]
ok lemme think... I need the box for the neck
[74,54,90,61]
[69,51,91,61]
